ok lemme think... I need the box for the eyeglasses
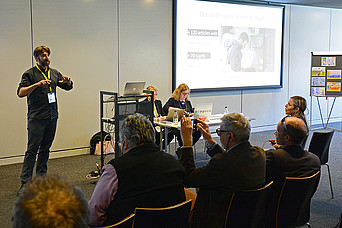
[181,91,189,95]
[281,116,290,133]
[216,128,230,136]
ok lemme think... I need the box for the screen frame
[172,0,285,92]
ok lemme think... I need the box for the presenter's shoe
[17,184,25,196]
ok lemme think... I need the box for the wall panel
[118,0,173,103]
[327,9,342,124]
[0,0,32,164]
[31,0,118,157]
[288,6,330,125]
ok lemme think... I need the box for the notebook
[194,103,213,118]
[123,82,146,96]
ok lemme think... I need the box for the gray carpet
[1,123,341,228]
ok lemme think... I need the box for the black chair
[308,130,334,198]
[132,199,192,228]
[224,181,273,228]
[100,214,135,228]
[274,171,321,228]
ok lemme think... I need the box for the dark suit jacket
[176,142,266,228]
[265,146,321,227]
[163,97,194,115]
[266,145,321,186]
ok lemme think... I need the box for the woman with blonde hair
[146,85,165,119]
[270,95,309,149]
[285,96,309,129]
[163,83,201,146]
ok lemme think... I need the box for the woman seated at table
[146,85,165,120]
[145,86,168,147]
[270,95,309,149]
[163,83,201,146]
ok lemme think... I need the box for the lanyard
[36,65,52,91]
[154,105,158,118]
[178,100,188,111]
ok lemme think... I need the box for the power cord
[86,162,102,179]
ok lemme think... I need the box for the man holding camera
[176,113,266,228]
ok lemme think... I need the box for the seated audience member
[13,175,89,228]
[265,116,321,227]
[270,95,309,148]
[176,113,266,228]
[88,113,186,227]
[266,116,320,185]
[163,83,201,146]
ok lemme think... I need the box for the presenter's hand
[197,119,215,145]
[180,117,193,147]
[59,76,72,85]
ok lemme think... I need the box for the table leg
[164,127,168,153]
[159,126,163,150]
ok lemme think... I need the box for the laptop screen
[123,82,146,96]
[194,103,213,118]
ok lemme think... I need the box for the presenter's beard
[42,60,50,67]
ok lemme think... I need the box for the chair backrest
[308,131,334,164]
[224,181,273,228]
[132,199,192,228]
[101,213,135,228]
[275,171,320,228]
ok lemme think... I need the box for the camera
[192,118,198,131]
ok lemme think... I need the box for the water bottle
[224,106,229,114]
[173,110,178,124]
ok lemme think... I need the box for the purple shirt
[88,164,118,227]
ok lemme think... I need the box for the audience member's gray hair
[13,175,89,228]
[120,113,155,148]
[221,113,251,143]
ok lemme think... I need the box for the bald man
[265,116,321,227]
[266,116,320,184]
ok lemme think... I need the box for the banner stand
[310,52,342,131]
[310,96,341,131]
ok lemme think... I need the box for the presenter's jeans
[20,118,57,185]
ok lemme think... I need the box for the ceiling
[251,0,342,9]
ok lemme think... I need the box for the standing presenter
[17,46,73,192]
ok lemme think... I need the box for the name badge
[48,92,56,103]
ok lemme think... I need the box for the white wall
[1,0,342,165]
[0,0,32,165]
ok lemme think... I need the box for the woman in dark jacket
[163,83,201,146]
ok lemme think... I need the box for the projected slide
[174,0,284,91]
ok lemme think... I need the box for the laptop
[123,82,146,96]
[194,103,213,118]
[164,108,186,122]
